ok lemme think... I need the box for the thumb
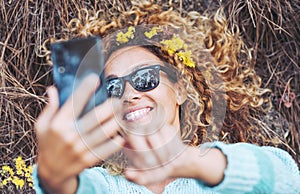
[35,86,59,133]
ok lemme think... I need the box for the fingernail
[46,86,59,107]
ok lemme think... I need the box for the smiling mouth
[124,107,152,122]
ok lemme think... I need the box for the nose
[122,82,142,103]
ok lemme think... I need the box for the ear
[175,80,187,105]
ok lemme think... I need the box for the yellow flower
[16,156,22,162]
[2,165,14,176]
[25,172,31,178]
[160,35,195,68]
[15,156,25,167]
[2,179,8,186]
[17,169,24,176]
[15,156,26,176]
[1,156,34,189]
[26,165,33,173]
[160,35,186,54]
[116,26,135,44]
[144,27,161,38]
[12,176,25,189]
[176,51,195,68]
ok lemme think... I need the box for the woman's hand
[122,124,188,185]
[35,75,125,194]
[123,124,226,186]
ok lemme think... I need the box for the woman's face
[105,46,182,135]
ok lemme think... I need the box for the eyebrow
[131,63,149,72]
[105,74,118,80]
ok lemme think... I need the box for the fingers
[74,118,121,153]
[35,86,59,134]
[76,98,116,133]
[125,166,170,185]
[124,132,158,169]
[75,135,125,169]
[145,133,168,165]
[125,125,180,167]
[35,76,128,192]
[123,125,186,185]
[59,74,100,119]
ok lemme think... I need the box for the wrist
[170,145,227,186]
[169,146,199,178]
[37,167,79,194]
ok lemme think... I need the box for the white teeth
[125,108,151,121]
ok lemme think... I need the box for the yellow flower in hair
[177,51,195,68]
[160,35,186,54]
[144,27,161,38]
[116,26,135,44]
[160,35,195,68]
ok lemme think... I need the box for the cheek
[154,81,178,104]
[151,86,178,113]
[109,98,124,118]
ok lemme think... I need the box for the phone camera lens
[58,66,65,73]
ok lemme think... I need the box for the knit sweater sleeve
[32,166,109,194]
[200,142,300,194]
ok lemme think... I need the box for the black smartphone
[51,36,107,115]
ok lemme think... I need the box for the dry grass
[223,0,300,166]
[0,0,299,193]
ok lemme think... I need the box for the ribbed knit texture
[33,142,300,194]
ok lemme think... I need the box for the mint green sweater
[33,142,300,193]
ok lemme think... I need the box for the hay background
[0,0,299,193]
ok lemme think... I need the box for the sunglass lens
[106,78,123,97]
[131,68,159,91]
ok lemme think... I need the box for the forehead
[104,46,162,75]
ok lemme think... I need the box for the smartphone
[51,36,107,115]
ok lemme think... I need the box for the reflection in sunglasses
[106,65,177,98]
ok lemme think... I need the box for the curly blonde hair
[44,1,285,174]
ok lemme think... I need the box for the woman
[33,2,300,194]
